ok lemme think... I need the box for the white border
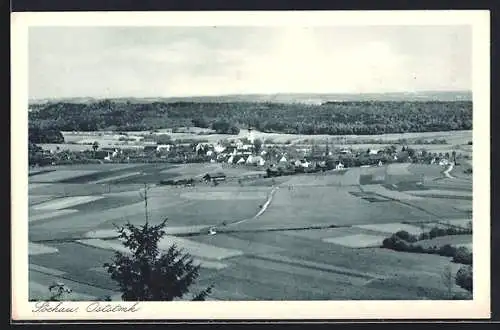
[11,10,490,320]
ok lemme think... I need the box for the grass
[322,234,387,248]
[29,242,59,255]
[29,182,144,197]
[29,269,116,301]
[67,195,145,212]
[230,231,459,279]
[231,185,437,231]
[159,198,266,226]
[361,184,424,201]
[29,195,57,206]
[29,209,79,223]
[386,163,412,175]
[29,170,99,183]
[28,161,474,300]
[60,129,472,148]
[407,164,444,179]
[353,223,424,236]
[180,190,267,201]
[415,235,472,249]
[57,164,170,183]
[33,196,104,211]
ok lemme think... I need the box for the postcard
[11,10,490,320]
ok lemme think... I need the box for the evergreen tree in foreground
[104,219,213,301]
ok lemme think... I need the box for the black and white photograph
[11,11,490,320]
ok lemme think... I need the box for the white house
[237,157,246,164]
[227,155,234,164]
[279,155,287,163]
[369,149,380,155]
[254,156,266,166]
[214,144,226,154]
[246,155,254,164]
[206,150,214,157]
[157,144,172,152]
[300,159,311,168]
[335,161,345,170]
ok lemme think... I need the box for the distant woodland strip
[29,100,472,137]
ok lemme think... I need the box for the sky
[28,26,472,99]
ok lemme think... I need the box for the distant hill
[29,91,472,105]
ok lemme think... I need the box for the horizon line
[29,90,473,101]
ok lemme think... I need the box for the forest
[28,100,472,138]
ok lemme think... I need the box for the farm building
[279,155,287,163]
[203,172,226,183]
[237,157,246,164]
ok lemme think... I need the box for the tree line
[29,100,472,135]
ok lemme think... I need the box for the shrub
[452,247,473,265]
[392,239,409,251]
[409,245,425,253]
[455,265,473,293]
[429,227,439,239]
[438,244,457,258]
[419,232,430,240]
[382,236,398,249]
[394,230,417,243]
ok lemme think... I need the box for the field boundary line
[358,184,447,222]
[247,254,382,281]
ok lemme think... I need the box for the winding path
[443,163,455,179]
[227,186,280,226]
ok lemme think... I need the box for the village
[30,127,461,182]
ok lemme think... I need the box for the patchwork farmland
[28,162,473,301]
